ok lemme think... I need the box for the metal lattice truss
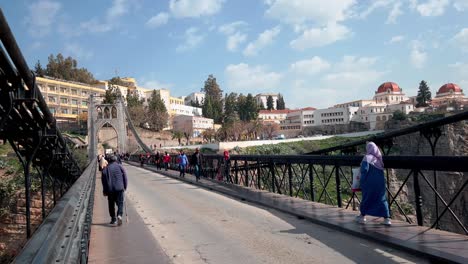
[0,9,82,238]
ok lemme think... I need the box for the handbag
[351,168,361,192]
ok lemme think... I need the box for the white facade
[357,102,414,130]
[185,92,205,106]
[258,110,290,124]
[171,104,202,116]
[279,108,316,136]
[314,107,359,126]
[173,115,214,137]
[255,93,279,109]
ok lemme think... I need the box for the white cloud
[454,0,468,11]
[169,0,225,18]
[388,35,405,44]
[224,63,282,91]
[218,21,247,35]
[176,27,204,52]
[288,55,387,108]
[218,21,248,52]
[416,0,450,16]
[386,1,403,24]
[410,41,427,69]
[107,0,128,20]
[264,0,356,27]
[26,0,61,37]
[290,56,331,75]
[243,26,281,56]
[81,0,132,33]
[449,62,468,76]
[64,44,93,60]
[359,0,393,18]
[146,12,170,28]
[290,23,351,50]
[453,28,468,52]
[140,79,173,89]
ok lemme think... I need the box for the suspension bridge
[1,8,468,264]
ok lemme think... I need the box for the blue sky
[2,0,468,108]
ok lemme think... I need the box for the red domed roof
[437,83,462,94]
[376,82,401,94]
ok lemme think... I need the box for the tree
[267,95,274,110]
[416,80,432,107]
[276,94,286,110]
[246,120,263,140]
[223,92,238,124]
[102,83,121,104]
[147,90,169,131]
[172,131,183,146]
[190,98,201,107]
[262,123,280,139]
[201,75,223,123]
[201,128,216,143]
[392,110,407,121]
[245,93,259,121]
[259,101,266,110]
[126,91,143,108]
[109,76,129,87]
[202,96,215,120]
[34,60,45,76]
[38,53,98,84]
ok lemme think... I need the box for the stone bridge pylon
[87,95,127,161]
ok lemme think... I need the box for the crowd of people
[98,141,392,227]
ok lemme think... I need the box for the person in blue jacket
[101,155,127,225]
[178,150,189,178]
[356,142,392,226]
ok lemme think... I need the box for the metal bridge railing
[14,159,97,264]
[0,7,83,242]
[130,111,468,235]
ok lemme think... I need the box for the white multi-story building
[171,104,202,116]
[258,109,292,124]
[255,93,279,109]
[185,92,205,106]
[279,107,316,137]
[173,115,214,138]
[314,106,360,126]
[279,82,416,134]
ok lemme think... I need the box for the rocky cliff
[385,119,467,234]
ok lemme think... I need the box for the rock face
[385,120,467,234]
[0,192,54,263]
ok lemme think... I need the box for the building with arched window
[431,83,467,110]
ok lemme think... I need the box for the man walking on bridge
[102,155,128,225]
[191,148,203,182]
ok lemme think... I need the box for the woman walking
[356,142,391,226]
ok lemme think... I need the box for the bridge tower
[87,95,127,161]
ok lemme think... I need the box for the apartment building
[173,115,214,138]
[255,93,279,109]
[185,92,205,106]
[37,76,105,122]
[279,107,316,137]
[258,109,292,124]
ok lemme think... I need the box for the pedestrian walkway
[88,172,170,264]
[128,161,468,264]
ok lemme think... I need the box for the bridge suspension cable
[122,100,153,153]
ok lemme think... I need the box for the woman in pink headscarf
[356,142,391,226]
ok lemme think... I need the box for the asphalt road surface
[124,164,428,264]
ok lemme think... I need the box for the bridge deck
[127,161,468,264]
[88,171,170,264]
